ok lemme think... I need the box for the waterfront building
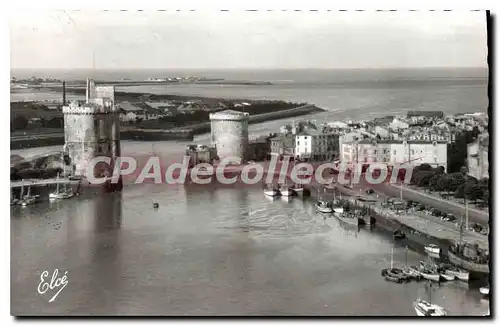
[295,129,339,161]
[248,136,272,161]
[389,118,410,131]
[467,133,489,180]
[62,79,120,178]
[270,134,295,160]
[186,144,217,166]
[340,139,448,170]
[209,109,249,164]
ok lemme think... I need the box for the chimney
[62,81,66,106]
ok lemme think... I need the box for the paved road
[368,183,489,226]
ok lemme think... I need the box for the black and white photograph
[8,8,491,316]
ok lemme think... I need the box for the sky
[10,10,488,69]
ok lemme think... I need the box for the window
[373,150,377,154]
[297,141,300,146]
[393,150,396,155]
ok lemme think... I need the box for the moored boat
[393,229,406,240]
[440,272,455,281]
[413,299,447,316]
[444,267,469,282]
[419,269,441,282]
[384,274,402,283]
[447,249,489,274]
[479,286,490,295]
[279,185,295,197]
[316,200,333,214]
[263,185,280,197]
[425,244,441,255]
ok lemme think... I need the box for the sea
[10,68,490,316]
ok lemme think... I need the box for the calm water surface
[11,184,489,315]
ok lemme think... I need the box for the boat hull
[445,269,469,282]
[316,206,333,214]
[336,214,359,227]
[280,189,295,197]
[440,273,455,281]
[447,250,489,274]
[425,246,441,255]
[419,271,441,282]
[264,190,279,197]
[480,287,490,295]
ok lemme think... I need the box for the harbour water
[10,68,490,315]
[11,185,489,315]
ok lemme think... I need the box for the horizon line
[11,66,488,71]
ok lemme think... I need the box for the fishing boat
[413,299,447,316]
[20,184,37,206]
[479,286,490,296]
[447,247,489,274]
[401,246,421,280]
[444,267,469,282]
[49,173,74,200]
[279,185,295,197]
[393,229,406,240]
[440,271,455,281]
[414,282,447,316]
[447,201,490,274]
[316,200,333,214]
[425,244,441,255]
[419,269,441,282]
[384,273,402,283]
[263,184,280,197]
[336,212,360,227]
[381,248,410,282]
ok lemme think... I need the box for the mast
[391,247,394,269]
[405,245,408,266]
[56,173,60,193]
[20,180,24,199]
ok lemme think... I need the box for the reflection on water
[11,186,489,316]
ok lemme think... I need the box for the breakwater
[179,104,324,134]
[11,129,194,149]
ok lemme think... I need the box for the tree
[437,174,451,192]
[428,174,441,191]
[412,171,435,187]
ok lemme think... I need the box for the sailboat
[49,173,74,200]
[414,283,447,316]
[263,184,280,197]
[381,247,410,283]
[401,246,421,279]
[446,211,476,279]
[21,182,36,206]
[316,188,333,213]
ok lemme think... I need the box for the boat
[336,213,360,227]
[20,184,37,206]
[263,184,280,197]
[316,200,333,214]
[393,229,406,240]
[419,269,441,282]
[440,272,455,281]
[413,299,447,316]
[403,266,422,279]
[381,248,410,282]
[479,286,490,296]
[425,244,441,255]
[279,185,295,197]
[49,172,74,200]
[447,247,489,274]
[444,267,469,282]
[414,282,447,316]
[384,274,402,283]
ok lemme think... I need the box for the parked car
[366,188,374,194]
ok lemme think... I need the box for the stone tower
[209,110,249,164]
[63,78,122,191]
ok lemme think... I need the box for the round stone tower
[63,100,119,177]
[209,110,249,164]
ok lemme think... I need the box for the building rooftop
[210,109,250,120]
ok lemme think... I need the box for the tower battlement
[62,105,119,115]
